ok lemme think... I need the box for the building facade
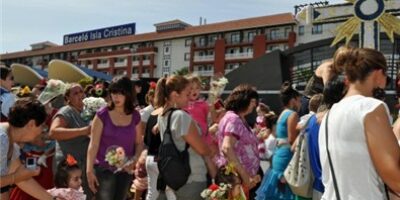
[0,13,296,79]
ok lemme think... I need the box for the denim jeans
[94,165,133,200]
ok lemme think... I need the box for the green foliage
[173,67,189,76]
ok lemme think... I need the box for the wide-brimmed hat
[38,79,68,104]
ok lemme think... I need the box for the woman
[256,81,301,200]
[142,80,176,200]
[0,66,16,122]
[215,84,261,198]
[87,76,144,200]
[50,83,92,197]
[156,75,211,200]
[319,47,400,199]
[0,98,56,200]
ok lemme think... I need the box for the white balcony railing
[225,52,253,60]
[132,61,140,66]
[194,70,214,77]
[115,61,127,67]
[193,55,214,62]
[141,73,150,78]
[131,73,139,79]
[143,60,151,65]
[87,64,93,69]
[97,63,109,69]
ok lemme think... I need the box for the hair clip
[66,154,78,166]
[224,162,238,176]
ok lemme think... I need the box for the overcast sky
[1,0,344,53]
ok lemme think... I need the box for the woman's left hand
[123,160,135,174]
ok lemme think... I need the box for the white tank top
[319,95,390,200]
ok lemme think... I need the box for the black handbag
[157,109,191,191]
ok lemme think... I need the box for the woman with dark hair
[0,66,16,122]
[50,83,92,197]
[86,76,144,200]
[215,84,261,198]
[319,47,400,199]
[256,81,301,200]
[0,98,56,200]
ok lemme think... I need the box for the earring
[173,102,177,108]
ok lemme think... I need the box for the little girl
[184,75,218,178]
[47,155,86,200]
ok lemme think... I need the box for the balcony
[268,32,289,41]
[225,52,253,60]
[87,64,93,69]
[143,60,151,66]
[193,55,214,62]
[97,62,109,69]
[133,61,139,66]
[115,60,127,68]
[141,73,150,78]
[194,70,214,77]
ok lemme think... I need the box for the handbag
[284,116,313,197]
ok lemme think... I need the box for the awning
[11,63,47,87]
[48,59,111,83]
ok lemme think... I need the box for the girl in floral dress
[47,155,86,200]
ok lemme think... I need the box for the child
[184,75,215,142]
[215,164,261,200]
[254,103,270,133]
[47,155,86,200]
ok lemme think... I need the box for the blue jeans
[94,166,134,200]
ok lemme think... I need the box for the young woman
[0,98,56,200]
[86,76,144,200]
[155,75,211,200]
[256,81,301,200]
[319,47,400,199]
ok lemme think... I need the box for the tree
[173,67,189,76]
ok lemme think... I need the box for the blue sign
[63,23,136,45]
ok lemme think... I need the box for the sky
[1,0,345,54]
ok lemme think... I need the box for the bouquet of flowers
[81,97,107,122]
[201,183,232,200]
[105,145,135,173]
[208,75,228,105]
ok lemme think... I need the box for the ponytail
[154,78,167,108]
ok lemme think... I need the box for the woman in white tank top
[318,47,400,200]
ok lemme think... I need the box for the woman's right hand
[14,165,41,182]
[86,169,99,194]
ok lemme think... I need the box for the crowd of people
[0,46,400,200]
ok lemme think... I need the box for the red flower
[149,82,157,90]
[209,183,219,191]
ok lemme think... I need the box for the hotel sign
[63,23,136,45]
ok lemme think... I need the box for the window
[164,41,171,46]
[298,26,305,36]
[270,29,280,40]
[164,46,170,55]
[184,53,190,61]
[284,27,291,38]
[247,31,256,42]
[162,67,170,74]
[164,59,170,67]
[199,37,206,46]
[185,38,192,46]
[312,24,323,34]
[246,48,253,54]
[209,35,217,45]
[231,33,240,43]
